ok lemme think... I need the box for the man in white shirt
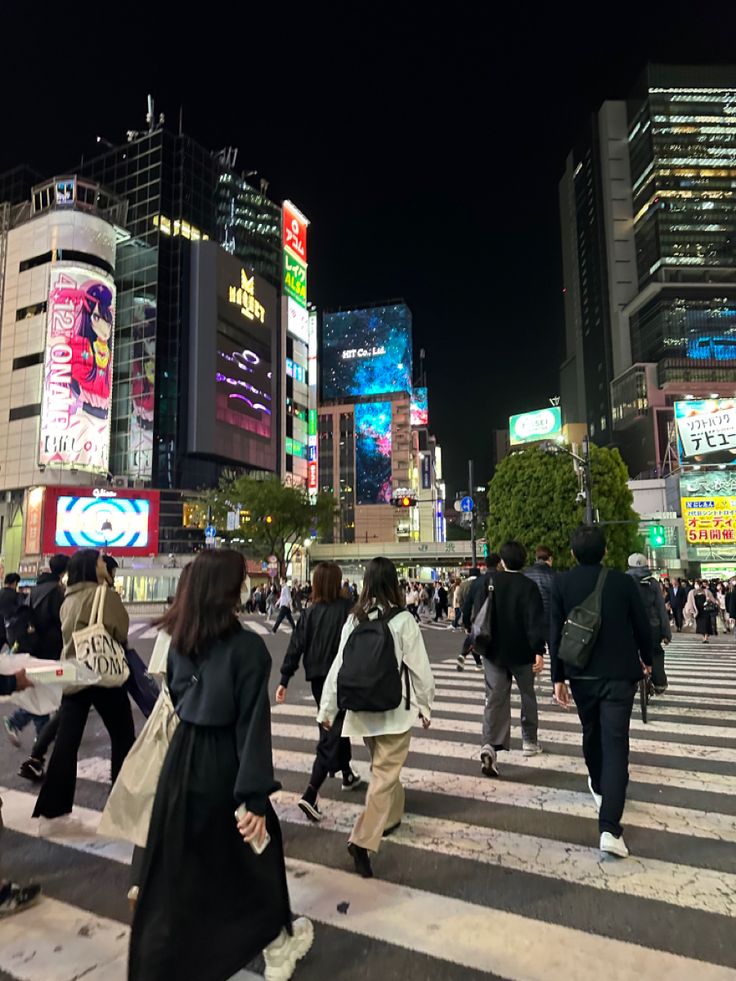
[272,581,296,633]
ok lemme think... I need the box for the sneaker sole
[600,844,629,858]
[480,752,499,778]
[341,778,363,792]
[522,747,544,757]
[0,891,41,918]
[297,799,322,823]
[264,919,315,981]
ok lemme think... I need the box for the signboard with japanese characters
[681,495,736,544]
[674,399,736,465]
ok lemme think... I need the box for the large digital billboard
[322,304,412,401]
[681,496,736,545]
[509,407,562,445]
[40,265,116,473]
[675,398,736,465]
[216,335,272,440]
[410,387,429,427]
[42,487,160,557]
[355,402,392,505]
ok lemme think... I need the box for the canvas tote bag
[72,586,130,688]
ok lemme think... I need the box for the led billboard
[216,335,272,440]
[355,402,392,504]
[410,387,429,427]
[674,398,736,465]
[509,407,562,445]
[42,487,160,557]
[681,496,736,545]
[322,304,412,401]
[40,265,116,472]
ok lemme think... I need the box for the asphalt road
[0,615,735,980]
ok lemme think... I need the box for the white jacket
[317,607,435,738]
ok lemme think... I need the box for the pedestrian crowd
[0,531,733,978]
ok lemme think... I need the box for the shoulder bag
[558,568,608,670]
[72,586,130,688]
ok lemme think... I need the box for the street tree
[486,443,641,571]
[189,476,335,576]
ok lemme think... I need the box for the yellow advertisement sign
[682,496,736,544]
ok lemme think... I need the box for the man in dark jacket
[550,525,652,859]
[523,546,555,634]
[668,579,688,632]
[627,553,671,693]
[0,574,23,650]
[459,555,501,670]
[479,541,546,778]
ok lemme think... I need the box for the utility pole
[582,435,594,526]
[469,459,477,567]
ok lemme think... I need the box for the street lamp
[544,435,594,525]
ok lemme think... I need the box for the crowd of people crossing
[0,529,733,977]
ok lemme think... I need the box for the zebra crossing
[0,633,735,978]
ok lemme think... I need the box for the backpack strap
[591,568,608,612]
[381,607,411,709]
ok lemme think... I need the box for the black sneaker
[480,747,499,778]
[18,758,44,783]
[382,821,401,838]
[347,842,373,878]
[341,770,363,792]
[456,654,465,672]
[297,797,322,823]
[0,881,41,918]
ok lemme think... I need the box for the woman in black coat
[128,550,313,981]
[275,561,361,822]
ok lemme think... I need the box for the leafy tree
[486,444,641,571]
[188,477,335,576]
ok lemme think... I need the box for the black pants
[33,687,135,819]
[31,711,60,761]
[673,607,683,631]
[272,606,296,632]
[460,632,481,665]
[570,678,636,837]
[307,677,351,792]
[651,645,667,689]
[407,604,419,622]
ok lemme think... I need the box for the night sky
[4,4,736,494]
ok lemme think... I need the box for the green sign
[509,407,562,445]
[700,562,736,580]
[283,250,307,307]
[308,409,317,437]
[648,524,666,548]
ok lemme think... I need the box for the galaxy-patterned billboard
[410,387,429,427]
[321,303,412,400]
[355,402,393,505]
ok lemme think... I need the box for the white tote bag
[72,586,130,688]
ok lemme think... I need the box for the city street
[0,616,734,980]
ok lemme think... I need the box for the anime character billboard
[39,266,116,472]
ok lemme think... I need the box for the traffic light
[265,515,273,524]
[392,493,417,508]
[648,524,666,548]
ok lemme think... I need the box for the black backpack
[637,577,663,644]
[558,568,608,669]
[337,607,410,712]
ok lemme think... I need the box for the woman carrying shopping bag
[33,549,134,832]
[317,556,435,879]
[128,549,312,981]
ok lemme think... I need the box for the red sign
[308,461,317,489]
[283,201,307,263]
[42,486,160,557]
[24,487,45,555]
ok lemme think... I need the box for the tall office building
[560,64,736,476]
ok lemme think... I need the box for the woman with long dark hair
[685,580,718,643]
[33,549,133,831]
[128,549,312,981]
[276,561,361,822]
[317,556,435,879]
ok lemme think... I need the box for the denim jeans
[8,708,49,735]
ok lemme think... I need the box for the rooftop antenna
[178,106,183,136]
[419,348,426,387]
[146,94,155,133]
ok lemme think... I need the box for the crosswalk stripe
[243,620,272,636]
[271,706,736,762]
[71,750,736,844]
[273,792,736,916]
[270,721,736,792]
[432,668,736,693]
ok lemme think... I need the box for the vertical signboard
[24,486,45,555]
[40,265,116,473]
[308,308,319,496]
[282,200,308,308]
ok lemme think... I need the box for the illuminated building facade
[560,64,736,476]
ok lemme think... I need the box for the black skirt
[128,722,292,981]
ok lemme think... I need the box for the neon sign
[228,269,266,324]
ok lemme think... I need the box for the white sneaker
[264,916,314,980]
[480,745,499,778]
[37,814,88,838]
[600,832,629,858]
[522,741,544,757]
[587,777,602,811]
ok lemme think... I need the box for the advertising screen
[42,488,160,557]
[216,334,272,440]
[411,387,429,427]
[40,265,116,472]
[675,399,736,465]
[509,407,562,446]
[355,402,392,504]
[322,304,412,400]
[681,495,736,545]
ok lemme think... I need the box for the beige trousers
[349,729,412,853]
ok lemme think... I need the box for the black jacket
[549,563,653,684]
[28,573,65,659]
[727,590,736,620]
[523,561,556,638]
[0,587,23,647]
[486,570,546,667]
[280,597,352,686]
[168,624,279,816]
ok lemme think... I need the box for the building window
[12,352,44,371]
[15,302,47,321]
[18,249,113,276]
[9,404,40,421]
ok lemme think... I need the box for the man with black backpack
[626,553,671,694]
[317,557,434,880]
[550,526,652,859]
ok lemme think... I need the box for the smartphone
[234,804,270,854]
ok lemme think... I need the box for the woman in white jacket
[317,556,435,879]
